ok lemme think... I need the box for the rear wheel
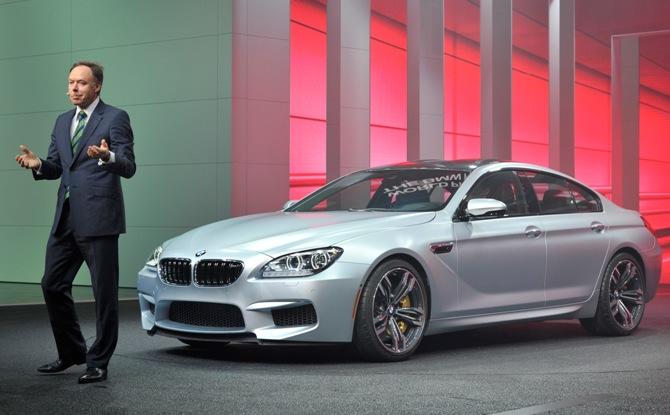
[178,339,229,349]
[580,252,646,336]
[353,259,428,362]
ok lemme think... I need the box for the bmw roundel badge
[195,249,206,257]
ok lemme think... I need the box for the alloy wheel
[608,259,645,329]
[372,267,426,354]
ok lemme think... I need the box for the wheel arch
[610,246,646,277]
[562,244,650,320]
[354,250,433,323]
[579,245,649,335]
[608,246,650,301]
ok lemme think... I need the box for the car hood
[164,210,436,258]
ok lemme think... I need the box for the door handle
[524,226,542,238]
[591,222,605,233]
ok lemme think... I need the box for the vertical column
[407,0,444,161]
[480,0,512,160]
[611,36,640,210]
[231,0,290,215]
[548,0,575,175]
[326,0,370,182]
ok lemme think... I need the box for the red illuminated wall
[289,0,670,282]
[290,0,327,200]
[639,91,670,284]
[370,14,407,168]
[443,33,481,159]
[289,0,410,199]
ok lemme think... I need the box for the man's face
[67,65,101,108]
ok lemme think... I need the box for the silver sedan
[137,160,662,361]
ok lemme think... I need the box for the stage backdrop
[288,0,670,283]
[0,0,233,287]
[0,0,668,287]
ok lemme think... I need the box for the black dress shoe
[78,367,107,384]
[37,358,85,373]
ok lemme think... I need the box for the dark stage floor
[1,287,669,414]
[0,282,138,306]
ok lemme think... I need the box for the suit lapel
[71,101,105,165]
[60,109,76,166]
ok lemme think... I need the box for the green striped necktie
[71,110,87,154]
[65,110,87,200]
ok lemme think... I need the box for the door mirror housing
[283,200,297,210]
[465,198,507,218]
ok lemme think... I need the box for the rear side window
[568,181,602,212]
[517,170,601,214]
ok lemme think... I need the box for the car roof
[365,160,593,188]
[363,159,598,191]
[366,159,500,172]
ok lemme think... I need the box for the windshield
[287,169,470,212]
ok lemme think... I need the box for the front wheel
[580,252,646,336]
[353,259,428,362]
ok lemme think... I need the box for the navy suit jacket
[34,100,136,237]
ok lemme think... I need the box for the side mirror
[465,198,507,217]
[282,200,297,210]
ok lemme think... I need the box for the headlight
[261,247,343,278]
[146,245,163,268]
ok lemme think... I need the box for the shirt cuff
[33,159,43,175]
[98,151,116,166]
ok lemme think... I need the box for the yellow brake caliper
[397,295,411,333]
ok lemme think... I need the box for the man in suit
[15,61,136,384]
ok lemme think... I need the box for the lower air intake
[169,301,245,328]
[272,304,317,327]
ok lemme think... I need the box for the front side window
[287,169,470,212]
[461,171,529,218]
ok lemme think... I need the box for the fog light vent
[272,304,317,327]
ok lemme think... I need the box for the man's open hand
[87,139,110,162]
[15,145,40,170]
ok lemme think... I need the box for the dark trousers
[41,200,119,369]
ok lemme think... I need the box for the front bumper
[137,254,369,343]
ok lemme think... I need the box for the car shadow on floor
[417,319,660,356]
[164,342,358,365]
[154,319,636,365]
[418,320,589,353]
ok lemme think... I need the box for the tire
[353,259,428,362]
[178,339,229,349]
[580,252,646,336]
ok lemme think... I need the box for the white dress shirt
[71,97,115,165]
[71,96,99,137]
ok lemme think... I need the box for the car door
[453,170,547,315]
[519,171,610,305]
